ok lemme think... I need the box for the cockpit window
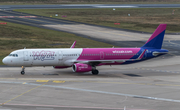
[8,54,18,57]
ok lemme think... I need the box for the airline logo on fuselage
[112,50,133,53]
[32,50,55,61]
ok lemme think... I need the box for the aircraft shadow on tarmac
[42,69,143,78]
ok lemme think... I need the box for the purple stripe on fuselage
[145,24,167,44]
[77,48,141,61]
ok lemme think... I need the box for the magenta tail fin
[142,24,167,49]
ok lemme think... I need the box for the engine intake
[72,63,92,72]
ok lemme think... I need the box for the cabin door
[100,51,104,60]
[58,51,63,60]
[23,51,33,66]
[58,51,64,65]
[23,51,29,61]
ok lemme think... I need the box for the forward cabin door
[59,51,63,60]
[23,51,29,61]
[23,51,32,66]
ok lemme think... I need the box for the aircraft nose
[2,57,9,65]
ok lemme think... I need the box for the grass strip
[15,8,180,33]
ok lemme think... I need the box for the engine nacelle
[72,63,92,72]
[53,66,70,69]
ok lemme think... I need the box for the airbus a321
[2,24,168,75]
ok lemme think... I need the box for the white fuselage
[3,48,83,67]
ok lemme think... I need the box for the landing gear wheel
[92,70,99,75]
[21,66,25,75]
[21,71,25,75]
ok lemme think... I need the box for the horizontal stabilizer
[153,51,168,56]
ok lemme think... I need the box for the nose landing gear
[21,66,25,75]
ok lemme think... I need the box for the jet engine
[72,63,92,72]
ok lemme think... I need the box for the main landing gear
[92,69,99,75]
[92,66,99,75]
[21,66,25,75]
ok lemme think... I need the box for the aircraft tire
[21,71,25,75]
[92,70,99,75]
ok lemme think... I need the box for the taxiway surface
[1,56,180,110]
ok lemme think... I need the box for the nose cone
[2,57,9,65]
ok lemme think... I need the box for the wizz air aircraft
[2,24,168,75]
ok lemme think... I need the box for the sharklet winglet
[70,41,76,48]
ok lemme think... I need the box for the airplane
[2,24,168,75]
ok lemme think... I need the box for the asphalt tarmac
[1,55,180,110]
[1,9,180,110]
